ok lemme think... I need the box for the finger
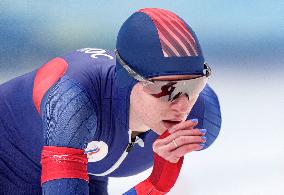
[171,143,204,158]
[158,128,206,145]
[165,135,206,151]
[154,134,205,155]
[168,119,198,133]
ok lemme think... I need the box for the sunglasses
[115,49,211,102]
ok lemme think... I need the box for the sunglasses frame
[115,49,212,102]
[115,49,211,84]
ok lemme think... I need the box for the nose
[170,94,190,113]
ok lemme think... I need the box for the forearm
[41,146,90,195]
[42,178,89,195]
[39,76,99,194]
[123,131,185,195]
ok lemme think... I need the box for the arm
[40,76,98,195]
[123,120,205,195]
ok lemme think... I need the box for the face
[129,75,201,135]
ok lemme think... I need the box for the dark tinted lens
[143,77,208,102]
[149,82,176,98]
[171,92,183,101]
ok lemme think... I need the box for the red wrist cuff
[148,155,184,193]
[147,130,184,193]
[135,179,165,195]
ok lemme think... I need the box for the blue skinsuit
[0,48,221,194]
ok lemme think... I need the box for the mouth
[162,120,182,129]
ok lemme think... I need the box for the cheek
[140,95,165,122]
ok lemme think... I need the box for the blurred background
[1,0,283,194]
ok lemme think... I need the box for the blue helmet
[114,8,222,150]
[116,8,205,86]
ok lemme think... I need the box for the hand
[134,120,206,194]
[134,130,183,194]
[153,119,206,163]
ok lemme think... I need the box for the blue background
[1,0,283,79]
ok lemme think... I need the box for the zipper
[126,134,137,152]
[89,129,144,176]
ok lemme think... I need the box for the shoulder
[61,48,116,72]
[188,84,222,149]
[33,48,116,112]
[40,75,98,148]
[61,48,117,98]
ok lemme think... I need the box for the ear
[132,82,144,95]
[129,82,140,103]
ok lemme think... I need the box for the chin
[150,122,167,135]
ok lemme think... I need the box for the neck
[129,115,149,133]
